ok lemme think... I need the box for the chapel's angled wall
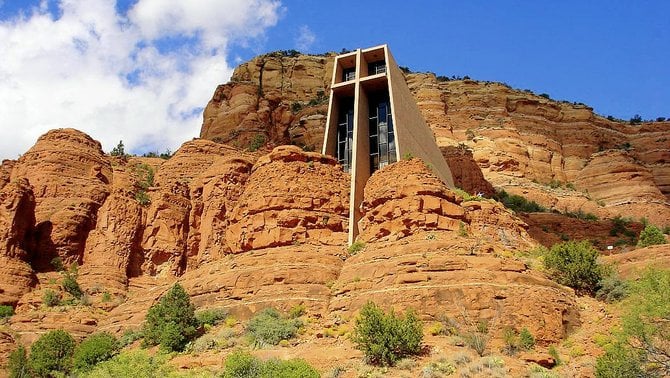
[385,48,455,187]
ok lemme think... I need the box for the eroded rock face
[201,53,335,151]
[330,236,579,344]
[79,161,144,294]
[226,146,349,252]
[440,145,495,196]
[358,159,465,242]
[11,128,112,270]
[136,140,255,277]
[99,244,345,334]
[0,179,36,305]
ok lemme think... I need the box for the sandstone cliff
[200,52,670,226]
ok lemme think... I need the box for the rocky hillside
[0,51,668,377]
[201,52,670,226]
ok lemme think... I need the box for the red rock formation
[187,156,254,267]
[441,145,495,196]
[0,179,36,305]
[330,236,579,344]
[199,54,669,225]
[201,53,334,151]
[226,146,349,252]
[79,160,144,295]
[358,159,465,242]
[10,128,111,270]
[138,140,254,277]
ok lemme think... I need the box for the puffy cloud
[0,0,282,159]
[294,24,315,52]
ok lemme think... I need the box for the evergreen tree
[143,283,198,351]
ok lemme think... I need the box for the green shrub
[463,331,488,356]
[609,216,632,237]
[8,345,30,378]
[0,304,14,319]
[595,274,629,303]
[501,327,518,355]
[351,302,423,366]
[246,308,301,347]
[347,241,365,255]
[519,328,535,350]
[119,329,143,347]
[620,269,670,376]
[195,307,228,327]
[221,350,319,378]
[62,275,83,299]
[454,188,483,202]
[135,190,151,206]
[61,262,83,299]
[143,283,199,352]
[101,292,112,303]
[28,329,76,377]
[543,240,604,294]
[262,358,320,378]
[637,224,667,248]
[135,163,154,189]
[288,304,306,319]
[595,343,644,378]
[222,350,263,377]
[495,190,546,213]
[82,350,173,377]
[73,332,119,372]
[548,345,561,366]
[42,289,60,307]
[248,134,266,152]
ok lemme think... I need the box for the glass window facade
[368,95,396,173]
[336,98,355,172]
[367,60,386,75]
[343,67,356,82]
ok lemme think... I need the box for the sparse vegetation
[246,308,302,347]
[458,221,468,237]
[454,187,483,202]
[0,304,14,319]
[464,331,488,357]
[494,190,546,213]
[548,345,562,366]
[637,224,667,248]
[543,240,604,295]
[351,302,423,366]
[8,345,29,378]
[81,349,174,377]
[248,134,266,152]
[110,140,126,157]
[518,328,535,350]
[195,307,229,328]
[595,273,629,303]
[348,240,365,255]
[221,350,319,378]
[143,283,199,352]
[28,329,76,377]
[62,262,83,300]
[42,289,60,307]
[288,304,306,319]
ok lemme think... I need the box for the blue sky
[0,1,667,159]
[248,0,669,121]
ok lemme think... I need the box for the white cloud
[294,24,315,52]
[0,0,282,159]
